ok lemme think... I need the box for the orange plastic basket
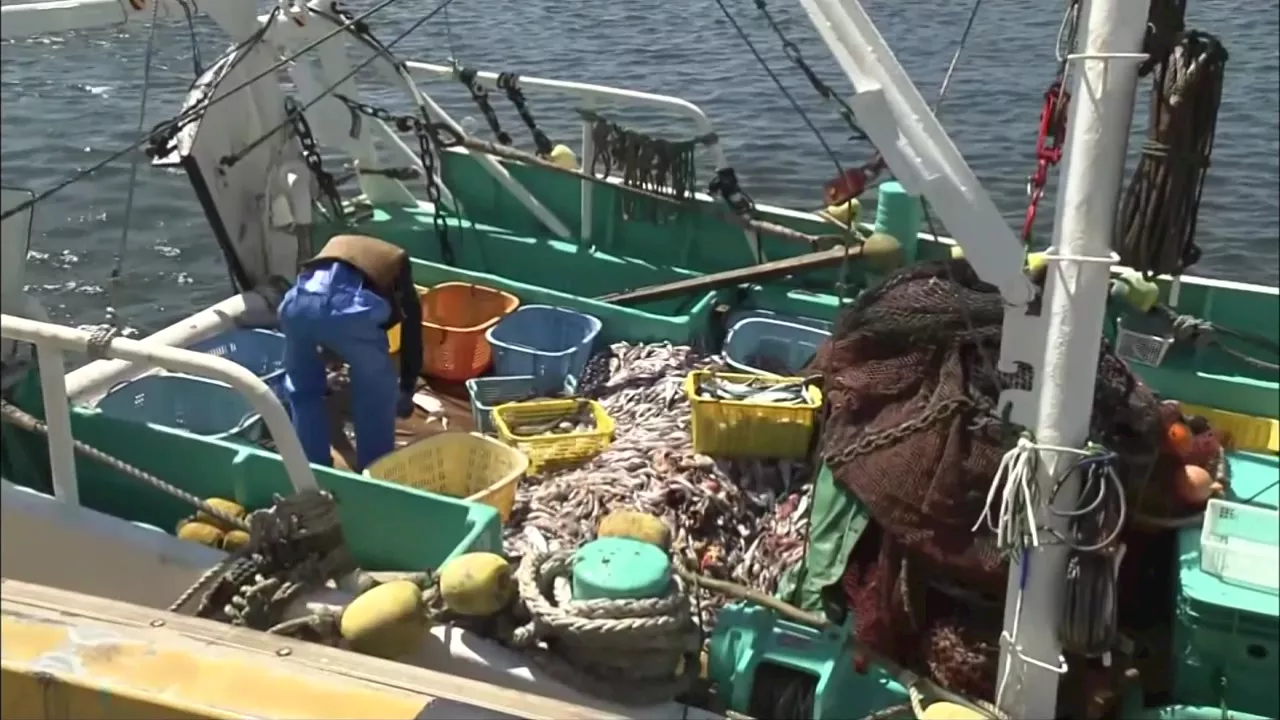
[420,282,520,381]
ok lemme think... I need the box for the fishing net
[809,260,1166,700]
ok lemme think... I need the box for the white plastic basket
[1115,318,1173,367]
[1199,499,1279,595]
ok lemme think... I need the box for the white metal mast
[794,0,1150,715]
[995,0,1149,715]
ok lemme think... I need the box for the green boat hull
[2,153,1276,719]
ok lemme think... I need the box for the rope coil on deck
[503,549,702,707]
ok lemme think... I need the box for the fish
[499,342,816,630]
[504,399,597,437]
[695,374,812,406]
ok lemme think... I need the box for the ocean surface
[2,0,1277,337]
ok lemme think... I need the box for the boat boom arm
[796,0,1035,307]
[0,0,196,39]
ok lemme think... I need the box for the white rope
[973,436,1041,551]
[974,438,1086,707]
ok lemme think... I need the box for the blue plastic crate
[486,305,602,395]
[95,373,264,443]
[465,375,576,435]
[724,317,832,376]
[724,308,834,334]
[187,329,287,400]
[466,375,537,435]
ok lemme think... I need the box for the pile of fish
[503,342,815,628]
[502,399,598,437]
[694,373,814,405]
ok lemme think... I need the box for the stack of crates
[1170,453,1279,717]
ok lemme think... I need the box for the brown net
[809,260,1166,701]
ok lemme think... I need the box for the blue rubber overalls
[278,261,398,471]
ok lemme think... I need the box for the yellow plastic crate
[387,322,401,354]
[493,398,614,473]
[1181,404,1278,455]
[685,370,823,460]
[363,431,528,522]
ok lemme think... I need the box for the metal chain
[284,97,347,225]
[334,94,461,265]
[747,0,886,208]
[1021,0,1080,244]
[327,1,402,70]
[752,0,869,145]
[457,66,512,145]
[824,395,975,465]
[496,72,554,157]
[823,357,1033,464]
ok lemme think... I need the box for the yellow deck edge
[0,580,615,720]
[1180,403,1279,455]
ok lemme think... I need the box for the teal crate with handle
[1171,452,1279,718]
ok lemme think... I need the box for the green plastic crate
[1171,452,1279,718]
[2,369,502,572]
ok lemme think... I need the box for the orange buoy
[1164,422,1194,460]
[1174,464,1216,506]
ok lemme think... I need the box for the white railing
[406,62,747,248]
[0,315,318,506]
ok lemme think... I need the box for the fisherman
[278,234,423,471]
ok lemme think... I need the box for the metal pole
[34,346,79,505]
[995,0,1149,714]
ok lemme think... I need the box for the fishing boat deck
[325,377,480,473]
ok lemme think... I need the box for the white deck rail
[407,62,746,248]
[0,315,318,506]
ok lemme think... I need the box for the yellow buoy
[862,232,904,273]
[918,701,990,720]
[221,529,251,552]
[597,510,672,551]
[437,552,514,617]
[196,497,246,528]
[176,519,226,548]
[548,144,579,170]
[822,198,861,226]
[951,246,1048,277]
[339,580,428,659]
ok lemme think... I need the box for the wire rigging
[218,0,461,172]
[174,0,205,77]
[912,0,1009,390]
[709,0,847,178]
[107,0,162,313]
[933,0,985,117]
[0,0,437,223]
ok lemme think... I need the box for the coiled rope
[503,549,702,707]
[1116,29,1228,277]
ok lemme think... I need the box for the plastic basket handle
[228,408,264,436]
[99,369,170,404]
